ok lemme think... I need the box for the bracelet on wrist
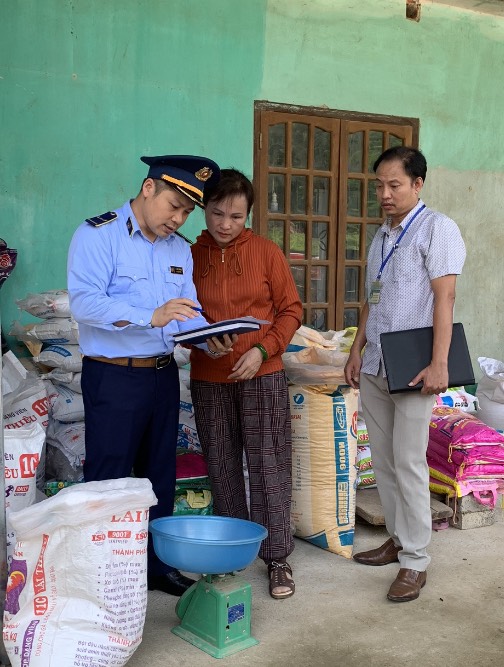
[253,343,268,361]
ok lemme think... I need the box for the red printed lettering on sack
[108,530,132,539]
[111,509,149,523]
[33,596,48,616]
[33,534,50,595]
[4,415,37,429]
[19,453,40,478]
[32,397,49,417]
[92,532,106,544]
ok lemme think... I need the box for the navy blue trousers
[81,356,179,576]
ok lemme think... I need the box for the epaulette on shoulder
[175,231,193,245]
[85,211,118,227]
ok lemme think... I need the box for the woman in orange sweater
[190,169,302,599]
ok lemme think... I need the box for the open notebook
[173,316,269,346]
[380,323,474,394]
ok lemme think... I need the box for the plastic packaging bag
[34,344,82,372]
[48,382,85,422]
[288,325,356,352]
[282,346,348,385]
[10,317,79,345]
[45,418,85,480]
[16,289,71,318]
[3,423,45,565]
[476,357,504,431]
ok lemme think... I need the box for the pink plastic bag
[430,406,504,448]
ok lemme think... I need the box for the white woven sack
[4,478,157,667]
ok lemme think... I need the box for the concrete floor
[127,513,504,667]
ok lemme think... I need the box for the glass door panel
[290,221,307,259]
[268,219,285,250]
[268,174,285,213]
[312,222,328,260]
[268,124,286,167]
[292,123,309,169]
[314,128,331,170]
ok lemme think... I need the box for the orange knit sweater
[190,228,302,383]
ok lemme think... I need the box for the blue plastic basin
[149,516,268,574]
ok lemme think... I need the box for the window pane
[345,223,360,260]
[268,124,286,167]
[345,266,360,302]
[311,266,327,302]
[268,174,285,213]
[347,179,362,217]
[367,179,380,218]
[314,127,330,170]
[344,308,359,327]
[268,219,285,250]
[368,131,384,172]
[312,222,328,260]
[388,134,404,149]
[348,132,363,172]
[292,123,309,169]
[291,175,307,214]
[291,265,306,302]
[290,220,306,259]
[313,177,329,215]
[366,224,381,255]
[311,309,327,331]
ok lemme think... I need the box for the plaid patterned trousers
[191,371,294,561]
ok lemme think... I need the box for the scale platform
[149,515,268,659]
[173,573,257,658]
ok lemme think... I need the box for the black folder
[380,323,474,394]
[172,317,268,345]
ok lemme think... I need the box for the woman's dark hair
[203,168,254,214]
[373,146,427,182]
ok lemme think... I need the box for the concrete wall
[1,0,502,373]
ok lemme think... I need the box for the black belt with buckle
[87,354,173,369]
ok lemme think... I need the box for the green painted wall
[1,0,502,370]
[0,0,266,346]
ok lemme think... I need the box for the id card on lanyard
[369,204,426,304]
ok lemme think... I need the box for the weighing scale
[149,515,267,659]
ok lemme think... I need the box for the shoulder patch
[175,231,193,245]
[85,211,118,227]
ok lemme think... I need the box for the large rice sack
[3,423,46,566]
[289,385,358,558]
[3,377,56,489]
[3,478,157,667]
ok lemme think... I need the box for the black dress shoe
[147,570,196,596]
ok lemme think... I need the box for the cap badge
[195,167,213,182]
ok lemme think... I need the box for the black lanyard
[376,204,426,281]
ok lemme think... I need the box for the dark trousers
[81,356,180,576]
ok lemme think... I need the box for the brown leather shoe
[387,568,427,602]
[353,538,401,566]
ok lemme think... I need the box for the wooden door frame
[253,101,419,329]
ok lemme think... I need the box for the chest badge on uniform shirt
[170,266,184,275]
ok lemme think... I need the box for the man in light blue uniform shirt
[68,155,231,596]
[345,146,466,603]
